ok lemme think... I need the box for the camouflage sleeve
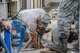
[74,7,79,35]
[57,0,79,39]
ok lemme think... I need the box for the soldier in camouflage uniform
[57,0,79,53]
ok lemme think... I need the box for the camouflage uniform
[57,0,79,52]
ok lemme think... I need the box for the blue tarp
[11,19,26,53]
[4,29,12,53]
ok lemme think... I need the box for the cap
[41,14,52,24]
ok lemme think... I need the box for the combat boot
[46,43,63,53]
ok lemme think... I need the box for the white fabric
[18,9,46,33]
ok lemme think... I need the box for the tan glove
[29,32,39,48]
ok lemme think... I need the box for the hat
[41,14,52,24]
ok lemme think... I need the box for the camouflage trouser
[57,0,79,52]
